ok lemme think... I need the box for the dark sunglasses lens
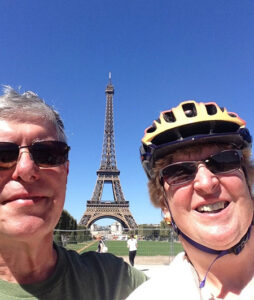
[162,162,197,185]
[0,143,19,169]
[208,150,241,174]
[31,141,69,167]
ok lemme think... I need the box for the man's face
[0,120,69,242]
[163,144,253,251]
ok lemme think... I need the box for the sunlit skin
[163,144,254,297]
[0,119,69,283]
[164,144,253,250]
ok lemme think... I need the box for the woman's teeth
[197,201,228,213]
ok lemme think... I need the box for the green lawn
[65,242,93,252]
[66,240,183,256]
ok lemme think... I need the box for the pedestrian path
[134,264,169,278]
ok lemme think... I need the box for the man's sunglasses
[159,149,243,187]
[0,141,70,170]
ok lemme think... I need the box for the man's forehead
[0,112,50,123]
[0,118,58,136]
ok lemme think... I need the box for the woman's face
[163,145,253,251]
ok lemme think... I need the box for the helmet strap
[181,222,253,288]
[199,222,253,288]
[162,190,254,288]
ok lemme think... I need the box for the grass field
[66,240,183,256]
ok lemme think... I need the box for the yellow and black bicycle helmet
[140,100,252,179]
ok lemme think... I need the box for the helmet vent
[151,130,179,145]
[182,103,197,117]
[180,123,211,138]
[228,112,237,118]
[163,111,176,123]
[213,121,239,133]
[147,123,157,133]
[205,104,217,115]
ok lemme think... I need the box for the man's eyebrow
[32,138,55,143]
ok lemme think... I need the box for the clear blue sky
[0,0,253,225]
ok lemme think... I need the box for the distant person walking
[97,236,108,253]
[97,236,103,253]
[127,234,137,266]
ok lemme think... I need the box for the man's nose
[11,149,40,182]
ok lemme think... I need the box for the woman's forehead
[172,144,231,162]
[155,143,233,170]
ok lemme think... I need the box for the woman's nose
[193,164,220,195]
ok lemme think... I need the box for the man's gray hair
[0,86,67,142]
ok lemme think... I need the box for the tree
[159,220,171,240]
[138,224,160,240]
[55,209,77,230]
[75,225,92,243]
[54,209,78,245]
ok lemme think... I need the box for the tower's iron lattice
[79,74,137,229]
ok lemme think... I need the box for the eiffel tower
[79,74,137,229]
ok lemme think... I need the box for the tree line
[54,209,91,245]
[54,210,176,246]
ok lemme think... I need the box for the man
[128,100,254,299]
[127,234,137,266]
[0,86,147,300]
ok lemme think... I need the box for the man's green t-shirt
[0,245,147,300]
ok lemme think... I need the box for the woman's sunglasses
[0,141,70,170]
[159,149,243,187]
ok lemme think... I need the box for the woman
[128,100,254,299]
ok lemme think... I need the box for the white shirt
[127,238,137,251]
[127,252,254,300]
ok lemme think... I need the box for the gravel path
[120,255,172,265]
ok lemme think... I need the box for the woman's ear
[162,206,172,225]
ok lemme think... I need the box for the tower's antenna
[109,71,112,84]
